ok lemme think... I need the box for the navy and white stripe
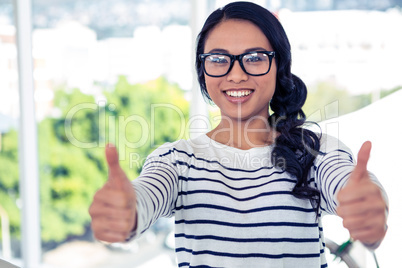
[130,134,380,267]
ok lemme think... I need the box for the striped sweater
[130,134,381,267]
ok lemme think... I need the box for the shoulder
[313,133,355,166]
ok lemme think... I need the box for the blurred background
[0,0,401,267]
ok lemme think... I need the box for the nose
[226,60,248,83]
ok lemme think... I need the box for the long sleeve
[130,144,179,239]
[314,136,355,215]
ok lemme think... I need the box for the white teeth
[225,90,252,97]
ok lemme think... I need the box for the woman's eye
[245,55,263,62]
[208,56,229,64]
[246,56,260,62]
[244,53,268,63]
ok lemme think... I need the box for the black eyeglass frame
[199,50,276,77]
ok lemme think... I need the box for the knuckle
[336,205,343,214]
[88,204,94,215]
[336,191,345,201]
[374,217,386,228]
[342,219,353,230]
[89,203,106,217]
[90,221,103,235]
[337,210,344,218]
[93,232,104,241]
[93,190,106,202]
[336,206,347,218]
[114,219,131,233]
[123,220,134,233]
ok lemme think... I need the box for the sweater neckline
[195,134,273,154]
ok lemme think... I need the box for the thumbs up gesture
[337,141,388,246]
[89,144,137,243]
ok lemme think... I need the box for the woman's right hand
[89,144,137,243]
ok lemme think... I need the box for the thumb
[105,143,128,189]
[350,141,372,183]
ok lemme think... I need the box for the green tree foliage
[0,130,20,236]
[103,76,189,175]
[0,76,189,243]
[39,119,107,241]
[380,85,402,98]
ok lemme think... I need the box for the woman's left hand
[336,141,388,246]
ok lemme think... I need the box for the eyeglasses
[199,51,275,77]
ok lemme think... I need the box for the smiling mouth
[224,90,254,97]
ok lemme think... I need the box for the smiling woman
[89,2,389,267]
[195,2,322,201]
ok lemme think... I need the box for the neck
[207,115,276,150]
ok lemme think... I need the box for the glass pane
[0,0,21,266]
[29,0,191,267]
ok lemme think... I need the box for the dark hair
[196,1,322,214]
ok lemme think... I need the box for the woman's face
[203,19,277,123]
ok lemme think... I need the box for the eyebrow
[206,47,269,54]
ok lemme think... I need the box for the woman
[89,2,388,267]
